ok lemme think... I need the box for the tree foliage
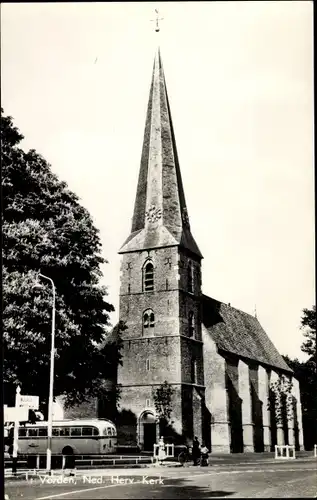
[1,108,120,409]
[300,306,316,361]
[282,354,317,449]
[281,305,317,449]
[152,381,174,435]
[268,376,294,426]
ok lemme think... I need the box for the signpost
[19,395,39,410]
[12,386,21,473]
[4,405,28,423]
[5,387,40,474]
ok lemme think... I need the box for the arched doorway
[139,411,157,452]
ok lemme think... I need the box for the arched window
[188,261,194,293]
[143,261,154,291]
[143,309,155,331]
[189,311,195,338]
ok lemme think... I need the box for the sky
[1,1,314,361]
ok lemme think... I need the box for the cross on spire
[151,8,164,32]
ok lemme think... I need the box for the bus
[16,419,117,457]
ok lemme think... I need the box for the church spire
[119,46,202,258]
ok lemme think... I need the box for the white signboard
[4,406,28,423]
[19,395,39,410]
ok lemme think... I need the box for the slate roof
[119,47,202,259]
[202,295,292,373]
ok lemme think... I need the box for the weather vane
[151,8,164,32]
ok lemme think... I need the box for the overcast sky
[1,2,314,361]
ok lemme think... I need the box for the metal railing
[5,454,155,472]
[153,443,174,462]
[274,445,296,459]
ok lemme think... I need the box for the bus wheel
[62,447,74,469]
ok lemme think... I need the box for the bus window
[52,428,60,436]
[71,427,81,436]
[82,427,93,436]
[19,428,27,437]
[29,428,38,437]
[60,427,70,436]
[93,427,99,436]
[39,428,47,437]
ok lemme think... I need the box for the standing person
[200,443,209,466]
[158,436,166,465]
[192,436,201,466]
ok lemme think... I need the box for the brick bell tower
[117,46,205,451]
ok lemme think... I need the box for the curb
[5,457,315,481]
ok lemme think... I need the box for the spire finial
[151,8,164,33]
[254,304,257,318]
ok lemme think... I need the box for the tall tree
[282,355,317,450]
[1,108,119,409]
[282,305,317,449]
[300,306,316,362]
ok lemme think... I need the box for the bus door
[27,428,40,454]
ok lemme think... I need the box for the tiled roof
[202,295,292,373]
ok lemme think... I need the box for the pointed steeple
[119,48,202,259]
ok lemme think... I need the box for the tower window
[143,309,155,332]
[144,262,154,291]
[191,357,197,384]
[146,359,150,371]
[189,311,195,338]
[145,399,151,408]
[188,261,194,293]
[197,267,201,288]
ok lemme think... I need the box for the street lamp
[34,273,56,473]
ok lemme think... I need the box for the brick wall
[119,248,202,340]
[178,253,201,296]
[119,248,180,340]
[118,337,181,386]
[119,247,180,298]
[179,291,202,340]
[118,242,203,447]
[180,337,204,385]
[118,384,184,445]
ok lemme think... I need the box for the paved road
[5,460,317,499]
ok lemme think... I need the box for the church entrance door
[139,411,157,452]
[143,423,156,451]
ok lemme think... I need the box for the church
[114,46,304,454]
[61,45,304,454]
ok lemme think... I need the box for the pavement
[4,453,317,499]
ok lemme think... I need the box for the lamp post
[34,273,56,473]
